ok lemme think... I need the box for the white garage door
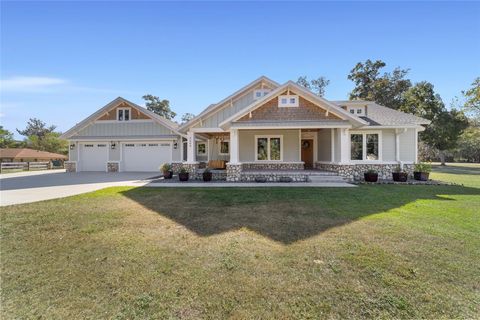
[80,143,108,171]
[122,142,172,172]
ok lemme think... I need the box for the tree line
[1,59,478,163]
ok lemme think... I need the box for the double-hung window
[197,143,207,156]
[117,108,131,121]
[219,141,229,155]
[255,136,282,161]
[350,132,381,161]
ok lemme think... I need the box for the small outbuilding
[0,148,68,163]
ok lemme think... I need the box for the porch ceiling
[230,119,351,129]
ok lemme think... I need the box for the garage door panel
[122,142,171,172]
[80,143,108,171]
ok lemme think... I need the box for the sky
[1,1,479,139]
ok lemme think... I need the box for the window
[255,136,282,161]
[125,144,134,147]
[253,89,270,100]
[148,143,158,147]
[97,144,107,147]
[357,109,362,114]
[84,144,94,147]
[197,143,206,155]
[350,132,381,161]
[219,141,229,155]
[350,109,355,114]
[278,95,299,107]
[117,108,131,121]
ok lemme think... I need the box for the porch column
[395,128,407,162]
[186,131,197,163]
[339,128,349,164]
[229,128,240,164]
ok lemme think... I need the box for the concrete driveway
[0,170,156,206]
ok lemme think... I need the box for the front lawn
[1,166,479,319]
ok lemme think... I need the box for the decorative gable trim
[219,81,368,130]
[60,97,182,140]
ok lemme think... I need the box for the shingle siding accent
[237,96,341,122]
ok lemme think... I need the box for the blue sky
[1,1,479,138]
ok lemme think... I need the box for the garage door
[122,142,172,172]
[80,143,108,171]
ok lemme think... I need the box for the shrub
[414,162,432,173]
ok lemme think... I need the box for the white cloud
[0,76,67,92]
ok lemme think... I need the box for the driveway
[0,170,155,206]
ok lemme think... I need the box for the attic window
[253,89,270,100]
[278,95,299,107]
[117,108,131,121]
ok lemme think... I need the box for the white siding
[317,129,331,161]
[382,129,396,161]
[239,129,300,162]
[399,128,416,162]
[74,121,173,137]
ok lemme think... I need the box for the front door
[301,139,314,169]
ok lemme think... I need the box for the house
[61,76,430,181]
[0,148,68,163]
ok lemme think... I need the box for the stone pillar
[229,128,240,164]
[186,131,197,163]
[226,163,242,182]
[65,161,77,172]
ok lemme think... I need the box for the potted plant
[413,162,431,181]
[160,163,173,179]
[392,166,408,182]
[364,169,378,182]
[178,167,189,182]
[202,167,212,182]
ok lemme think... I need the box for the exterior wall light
[173,142,178,149]
[111,142,116,150]
[70,143,75,150]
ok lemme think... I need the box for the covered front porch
[182,123,352,182]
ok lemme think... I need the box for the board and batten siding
[399,128,416,162]
[196,85,274,128]
[317,129,332,162]
[74,122,174,137]
[238,129,300,162]
[382,129,396,161]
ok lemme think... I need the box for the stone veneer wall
[171,162,183,173]
[241,162,304,171]
[107,162,119,172]
[226,163,242,182]
[182,163,200,174]
[315,163,414,181]
[65,161,76,172]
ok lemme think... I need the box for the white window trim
[197,142,207,156]
[349,130,383,162]
[218,140,230,155]
[254,135,283,161]
[117,107,131,122]
[278,95,299,108]
[253,89,270,100]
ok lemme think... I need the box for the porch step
[308,175,346,183]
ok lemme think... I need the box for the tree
[142,94,176,120]
[454,123,480,162]
[422,109,469,165]
[26,132,68,154]
[181,113,195,124]
[296,75,330,97]
[462,77,480,117]
[16,118,56,138]
[348,59,411,110]
[0,126,16,148]
[400,81,445,120]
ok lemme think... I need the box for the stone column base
[226,163,242,182]
[107,162,119,172]
[65,161,77,172]
[182,163,200,175]
[171,162,184,173]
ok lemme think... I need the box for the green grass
[1,164,479,319]
[430,162,480,188]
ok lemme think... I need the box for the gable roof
[178,76,280,132]
[332,100,431,127]
[0,148,67,160]
[60,97,182,140]
[218,81,368,129]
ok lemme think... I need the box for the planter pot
[203,172,212,182]
[364,172,378,183]
[163,171,173,179]
[392,172,408,182]
[414,171,429,181]
[178,172,189,182]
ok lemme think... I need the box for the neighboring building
[0,148,68,163]
[61,76,430,181]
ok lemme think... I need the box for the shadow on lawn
[121,185,480,244]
